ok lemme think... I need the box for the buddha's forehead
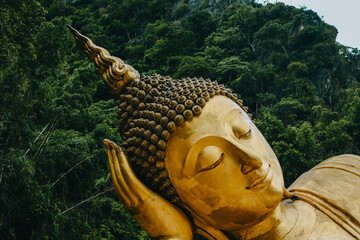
[173,95,242,142]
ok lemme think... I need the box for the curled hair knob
[167,110,176,120]
[182,89,191,96]
[196,98,206,107]
[183,109,193,120]
[141,150,148,159]
[150,88,160,96]
[163,98,170,105]
[208,89,215,97]
[230,93,237,102]
[150,78,159,86]
[178,95,186,103]
[120,112,129,121]
[117,108,124,119]
[131,87,139,95]
[189,93,197,100]
[137,90,146,99]
[130,97,140,107]
[161,106,169,115]
[159,179,171,191]
[184,100,193,108]
[161,130,171,141]
[157,139,166,150]
[148,120,156,130]
[156,161,165,169]
[155,103,162,112]
[159,169,168,179]
[201,92,210,101]
[142,162,150,169]
[214,87,220,95]
[192,105,202,116]
[118,101,127,110]
[170,93,179,100]
[167,188,176,197]
[124,94,132,103]
[143,130,151,139]
[195,87,202,95]
[169,100,177,109]
[167,121,176,133]
[148,111,155,120]
[144,84,152,92]
[148,155,156,164]
[174,115,185,126]
[156,150,165,160]
[141,140,149,149]
[132,110,139,118]
[138,102,146,110]
[154,112,162,122]
[160,116,169,128]
[154,125,163,135]
[148,144,156,154]
[135,148,141,156]
[150,134,159,144]
[175,104,185,113]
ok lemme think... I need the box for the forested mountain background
[1,0,360,239]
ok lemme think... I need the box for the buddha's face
[165,96,284,231]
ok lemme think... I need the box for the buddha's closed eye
[229,110,252,140]
[234,127,251,139]
[195,146,225,173]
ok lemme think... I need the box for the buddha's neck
[230,199,298,239]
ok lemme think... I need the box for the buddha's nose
[235,145,263,174]
[241,157,262,174]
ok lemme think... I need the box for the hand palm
[103,139,193,240]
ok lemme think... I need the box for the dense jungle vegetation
[1,0,360,239]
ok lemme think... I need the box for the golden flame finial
[67,25,140,94]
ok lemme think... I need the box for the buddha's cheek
[176,177,222,214]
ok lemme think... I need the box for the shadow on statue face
[165,95,284,231]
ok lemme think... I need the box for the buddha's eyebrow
[224,108,245,124]
[226,108,243,117]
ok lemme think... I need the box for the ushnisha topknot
[68,26,251,206]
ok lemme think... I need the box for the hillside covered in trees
[1,0,360,239]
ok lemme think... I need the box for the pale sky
[257,0,360,49]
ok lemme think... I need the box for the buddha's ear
[189,209,230,240]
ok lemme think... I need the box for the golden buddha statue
[68,26,360,240]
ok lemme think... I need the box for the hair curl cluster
[117,73,249,206]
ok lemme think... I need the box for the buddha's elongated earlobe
[67,25,139,94]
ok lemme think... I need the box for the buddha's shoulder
[317,154,360,168]
[289,154,360,189]
[289,154,360,239]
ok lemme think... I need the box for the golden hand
[103,139,193,240]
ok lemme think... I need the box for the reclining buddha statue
[68,26,360,240]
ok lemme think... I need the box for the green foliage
[1,0,360,239]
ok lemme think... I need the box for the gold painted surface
[69,27,360,239]
[67,25,139,94]
[103,139,193,240]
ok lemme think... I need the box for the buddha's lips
[247,167,272,190]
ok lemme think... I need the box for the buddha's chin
[205,201,277,231]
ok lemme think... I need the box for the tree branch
[59,187,114,215]
[51,155,95,187]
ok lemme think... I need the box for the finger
[111,147,139,204]
[115,146,153,199]
[104,140,132,206]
